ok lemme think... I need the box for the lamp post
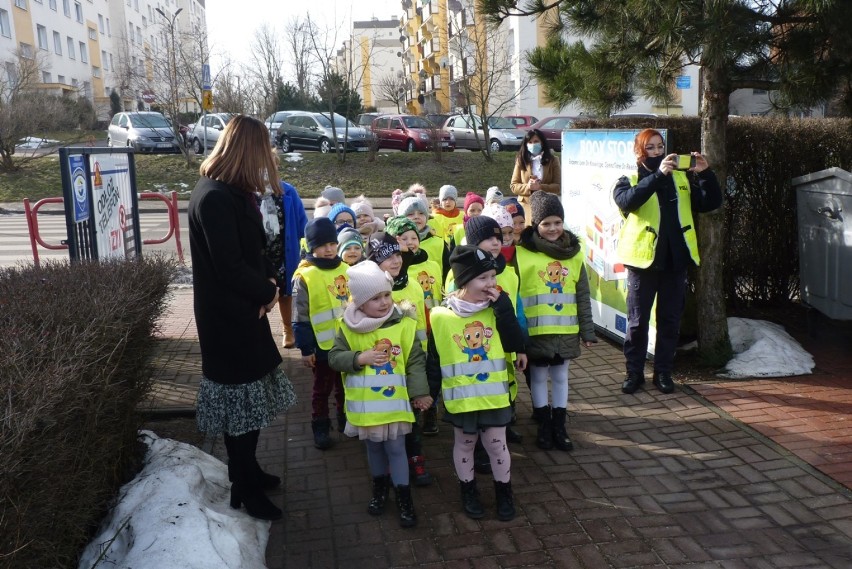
[155,7,183,152]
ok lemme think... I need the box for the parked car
[528,115,578,152]
[264,111,295,145]
[107,111,181,153]
[505,115,539,129]
[425,113,450,129]
[187,113,236,154]
[276,111,371,153]
[441,114,525,152]
[372,114,455,152]
[356,112,384,130]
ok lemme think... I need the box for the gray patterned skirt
[196,367,297,435]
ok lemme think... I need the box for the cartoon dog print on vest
[453,320,492,381]
[327,275,350,305]
[369,338,401,397]
[417,270,436,303]
[538,260,567,311]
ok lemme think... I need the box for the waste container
[792,167,852,320]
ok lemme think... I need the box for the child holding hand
[329,261,433,528]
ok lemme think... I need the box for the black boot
[225,431,280,490]
[473,438,492,474]
[336,410,347,433]
[395,484,417,528]
[368,475,390,516]
[494,480,516,521]
[551,407,573,451]
[226,431,282,521]
[534,406,553,450]
[459,479,484,519]
[311,418,334,450]
[422,406,439,436]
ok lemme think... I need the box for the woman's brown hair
[199,115,280,194]
[633,128,665,165]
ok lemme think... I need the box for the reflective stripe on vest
[516,246,583,336]
[340,317,417,427]
[430,306,510,414]
[616,170,700,268]
[296,264,349,350]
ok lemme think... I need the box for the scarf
[342,303,396,333]
[418,225,435,242]
[519,227,580,261]
[501,244,516,263]
[446,293,491,318]
[435,207,459,218]
[407,248,429,266]
[302,254,342,270]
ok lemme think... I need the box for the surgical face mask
[527,142,542,155]
[643,155,664,171]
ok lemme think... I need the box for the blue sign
[676,75,691,89]
[201,63,211,90]
[69,154,89,223]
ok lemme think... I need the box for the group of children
[289,182,596,527]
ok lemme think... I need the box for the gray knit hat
[438,184,458,201]
[321,185,346,204]
[398,195,430,217]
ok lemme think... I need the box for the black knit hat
[450,245,498,288]
[464,215,502,246]
[366,232,401,265]
[305,217,339,252]
[530,191,564,227]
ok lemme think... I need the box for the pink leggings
[453,427,511,483]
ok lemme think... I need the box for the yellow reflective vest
[392,278,428,347]
[294,264,349,350]
[430,307,510,414]
[616,170,700,268]
[340,318,416,427]
[431,210,464,245]
[407,258,443,311]
[419,233,446,277]
[516,246,583,337]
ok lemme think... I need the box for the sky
[75,318,813,568]
[205,0,404,74]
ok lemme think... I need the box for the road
[0,207,189,269]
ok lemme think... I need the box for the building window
[72,77,78,87]
[6,62,18,86]
[74,1,82,23]
[79,41,87,63]
[63,0,70,17]
[133,0,138,11]
[67,36,75,58]
[53,31,62,54]
[0,9,10,38]
[37,25,48,50]
[42,71,52,83]
[58,74,65,84]
[88,27,96,40]
[15,0,27,10]
[98,14,104,34]
[129,22,134,43]
[101,50,107,69]
[136,26,141,43]
[106,18,110,36]
[20,43,34,59]
[92,66,100,78]
[109,53,113,71]
[49,0,57,9]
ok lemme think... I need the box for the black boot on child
[494,480,516,521]
[459,479,485,519]
[311,418,334,450]
[368,475,390,515]
[534,406,554,450]
[551,407,574,451]
[395,485,417,528]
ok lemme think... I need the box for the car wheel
[278,136,290,153]
[319,138,331,154]
[406,139,416,153]
[192,138,203,155]
[490,139,503,153]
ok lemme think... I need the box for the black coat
[188,177,282,384]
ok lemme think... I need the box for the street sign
[202,63,211,90]
[202,89,214,111]
[141,90,155,103]
[676,75,691,89]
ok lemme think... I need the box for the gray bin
[792,167,852,320]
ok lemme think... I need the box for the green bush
[0,257,177,569]
[574,116,852,306]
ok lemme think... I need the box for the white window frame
[49,0,57,10]
[53,30,62,54]
[37,25,48,50]
[0,9,10,38]
[74,1,82,23]
[15,0,27,10]
[62,0,70,17]
[79,40,87,63]
[67,36,75,59]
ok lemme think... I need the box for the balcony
[423,37,440,59]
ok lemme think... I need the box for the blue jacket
[279,181,308,295]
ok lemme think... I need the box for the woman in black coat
[189,115,296,521]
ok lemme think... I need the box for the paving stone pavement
[150,288,852,568]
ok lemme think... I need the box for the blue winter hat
[500,197,525,221]
[305,217,338,252]
[329,203,357,226]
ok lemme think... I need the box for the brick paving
[150,288,852,568]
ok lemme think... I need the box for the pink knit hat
[463,192,484,213]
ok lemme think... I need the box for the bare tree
[248,24,285,118]
[377,72,408,112]
[284,16,314,102]
[0,49,66,172]
[448,0,531,161]
[211,59,250,114]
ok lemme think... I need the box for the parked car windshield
[402,116,434,129]
[134,114,172,128]
[316,114,356,129]
[488,117,515,129]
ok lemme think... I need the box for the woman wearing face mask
[613,128,722,397]
[510,128,561,227]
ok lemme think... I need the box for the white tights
[529,362,570,408]
[452,427,511,483]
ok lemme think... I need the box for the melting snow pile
[717,317,815,379]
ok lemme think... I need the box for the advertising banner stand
[59,147,142,262]
[561,129,670,355]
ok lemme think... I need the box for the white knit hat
[482,203,513,229]
[351,195,375,219]
[347,260,393,308]
[485,186,503,204]
[438,184,458,201]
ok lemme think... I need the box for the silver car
[187,113,236,154]
[441,114,525,152]
[107,111,180,153]
[277,111,370,154]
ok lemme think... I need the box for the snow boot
[551,407,573,451]
[311,418,334,450]
[494,480,516,521]
[368,475,390,516]
[395,484,417,528]
[459,479,485,519]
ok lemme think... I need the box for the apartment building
[0,0,206,120]
[335,17,401,114]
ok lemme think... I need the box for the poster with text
[561,129,668,350]
[90,153,137,260]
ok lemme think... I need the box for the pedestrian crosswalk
[0,210,188,268]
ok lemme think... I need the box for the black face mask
[642,155,664,172]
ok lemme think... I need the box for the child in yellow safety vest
[430,184,465,246]
[426,245,528,522]
[398,194,449,278]
[515,191,597,453]
[328,260,433,528]
[292,217,349,451]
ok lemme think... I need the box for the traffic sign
[202,89,214,111]
[676,75,691,89]
[202,63,211,90]
[142,89,155,103]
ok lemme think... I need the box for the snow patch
[716,317,814,379]
[283,152,303,162]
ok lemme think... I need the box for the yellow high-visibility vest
[294,264,349,350]
[516,246,583,337]
[615,170,700,268]
[392,278,428,347]
[407,258,443,310]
